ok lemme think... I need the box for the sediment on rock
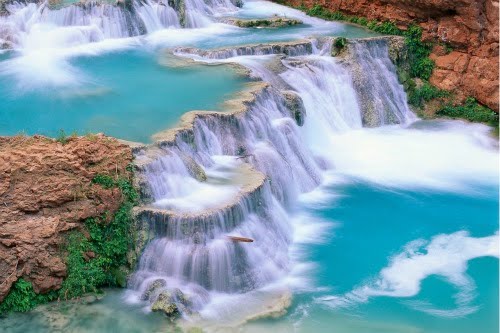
[173,40,314,60]
[222,16,302,28]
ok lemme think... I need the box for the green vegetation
[334,36,347,49]
[56,129,77,145]
[407,82,449,108]
[0,173,138,314]
[59,174,138,299]
[332,37,347,56]
[437,98,499,127]
[0,279,57,314]
[301,4,434,81]
[295,3,497,128]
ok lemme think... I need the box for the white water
[126,35,499,326]
[319,231,499,317]
[126,38,421,325]
[1,0,497,328]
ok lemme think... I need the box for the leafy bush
[56,130,77,145]
[92,174,116,189]
[437,98,499,126]
[334,37,347,49]
[408,82,448,108]
[404,25,434,80]
[59,175,138,299]
[0,279,57,314]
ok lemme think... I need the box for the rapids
[0,0,497,332]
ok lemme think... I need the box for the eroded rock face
[274,0,499,111]
[0,134,133,302]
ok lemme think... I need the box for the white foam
[323,121,499,192]
[319,231,499,317]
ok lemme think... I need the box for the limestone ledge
[132,162,266,243]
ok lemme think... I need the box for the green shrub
[334,37,347,49]
[410,58,434,80]
[0,279,57,315]
[306,4,326,17]
[408,82,448,108]
[92,174,116,189]
[59,176,137,299]
[56,129,69,144]
[56,130,78,145]
[437,98,499,126]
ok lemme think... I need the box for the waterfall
[128,86,322,323]
[173,40,314,60]
[0,0,236,50]
[347,39,416,127]
[128,37,417,324]
[183,0,239,28]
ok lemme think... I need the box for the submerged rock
[224,16,302,28]
[180,154,207,182]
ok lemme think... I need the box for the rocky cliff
[274,0,499,111]
[0,134,133,302]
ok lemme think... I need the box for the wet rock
[230,0,243,7]
[224,16,302,28]
[141,279,167,301]
[180,155,207,182]
[151,288,190,319]
[282,90,307,126]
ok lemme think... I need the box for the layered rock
[273,0,499,111]
[174,40,314,60]
[0,134,133,302]
[222,16,302,28]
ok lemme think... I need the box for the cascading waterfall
[347,39,416,127]
[0,0,237,49]
[128,87,322,323]
[127,37,416,324]
[183,0,239,28]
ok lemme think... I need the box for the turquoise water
[0,50,247,143]
[2,180,497,333]
[240,181,499,332]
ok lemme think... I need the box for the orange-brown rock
[0,134,133,302]
[275,0,499,111]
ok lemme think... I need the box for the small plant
[437,98,499,127]
[334,37,347,49]
[444,43,453,54]
[408,82,448,108]
[56,129,69,144]
[56,130,77,145]
[332,37,348,56]
[92,174,116,189]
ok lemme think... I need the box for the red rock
[274,0,499,111]
[0,135,133,302]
